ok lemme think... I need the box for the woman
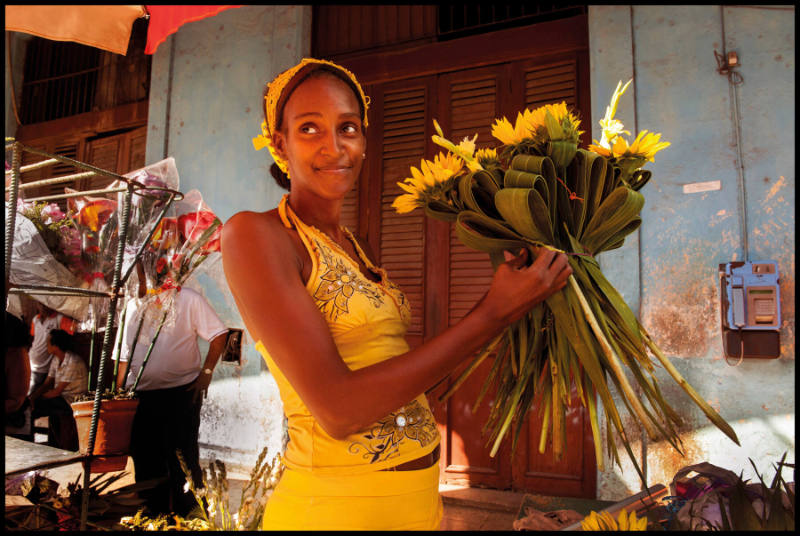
[221,58,572,530]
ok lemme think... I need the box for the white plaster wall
[144,5,312,471]
[589,5,795,500]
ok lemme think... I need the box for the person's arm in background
[190,331,228,404]
[40,380,68,399]
[29,375,54,404]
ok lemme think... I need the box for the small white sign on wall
[682,180,722,194]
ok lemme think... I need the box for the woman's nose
[319,131,343,156]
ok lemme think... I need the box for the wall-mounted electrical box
[719,260,781,359]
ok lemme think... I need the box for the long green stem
[110,305,127,395]
[641,328,740,446]
[568,275,660,441]
[438,334,502,403]
[130,309,169,392]
[121,314,146,392]
[585,379,605,471]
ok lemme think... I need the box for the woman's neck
[287,191,344,240]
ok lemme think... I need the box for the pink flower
[41,203,66,224]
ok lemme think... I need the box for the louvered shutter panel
[85,135,122,190]
[446,74,500,327]
[28,140,81,206]
[378,83,429,340]
[340,177,359,232]
[126,126,147,173]
[512,55,593,496]
[437,67,515,488]
[18,143,48,199]
[524,59,578,109]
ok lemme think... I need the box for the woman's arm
[222,211,571,439]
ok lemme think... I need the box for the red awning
[5,5,243,56]
[144,5,242,55]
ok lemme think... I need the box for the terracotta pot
[71,398,139,473]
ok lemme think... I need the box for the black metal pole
[4,142,21,306]
[79,180,134,529]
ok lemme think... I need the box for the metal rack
[4,138,183,530]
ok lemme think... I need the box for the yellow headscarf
[252,58,370,177]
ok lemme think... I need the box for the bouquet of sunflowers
[392,80,739,481]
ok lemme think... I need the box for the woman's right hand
[481,247,572,325]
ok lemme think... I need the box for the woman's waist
[282,396,440,475]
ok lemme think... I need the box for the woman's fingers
[503,247,528,269]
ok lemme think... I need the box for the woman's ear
[272,130,288,161]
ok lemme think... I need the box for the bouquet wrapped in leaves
[392,80,739,480]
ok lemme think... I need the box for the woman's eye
[341,123,358,134]
[300,124,318,134]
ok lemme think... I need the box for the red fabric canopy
[144,5,242,55]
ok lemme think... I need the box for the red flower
[178,210,221,252]
[155,257,168,274]
[75,198,117,232]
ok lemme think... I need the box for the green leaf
[494,187,554,244]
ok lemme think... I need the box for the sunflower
[610,129,671,162]
[491,111,532,145]
[475,147,500,168]
[391,152,464,214]
[526,102,583,144]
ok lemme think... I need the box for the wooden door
[357,52,596,495]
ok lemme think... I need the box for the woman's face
[273,74,366,200]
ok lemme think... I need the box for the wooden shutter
[524,58,578,109]
[84,126,148,190]
[341,176,359,233]
[376,79,433,344]
[511,54,597,497]
[18,139,82,206]
[437,65,514,488]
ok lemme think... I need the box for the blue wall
[590,5,794,498]
[144,5,312,469]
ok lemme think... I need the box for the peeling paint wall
[590,5,794,500]
[144,5,312,471]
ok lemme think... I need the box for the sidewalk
[19,452,526,531]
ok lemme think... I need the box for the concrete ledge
[439,483,527,513]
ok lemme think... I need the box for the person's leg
[129,389,171,515]
[165,381,204,517]
[44,397,79,451]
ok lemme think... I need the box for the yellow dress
[255,195,443,530]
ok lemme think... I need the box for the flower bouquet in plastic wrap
[392,80,739,481]
[112,187,222,395]
[9,198,89,321]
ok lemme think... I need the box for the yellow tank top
[255,195,440,476]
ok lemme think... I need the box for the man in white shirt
[114,285,228,517]
[29,329,88,451]
[28,302,77,395]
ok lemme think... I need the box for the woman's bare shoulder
[223,209,285,246]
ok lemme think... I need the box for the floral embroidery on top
[313,238,383,322]
[347,399,438,464]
